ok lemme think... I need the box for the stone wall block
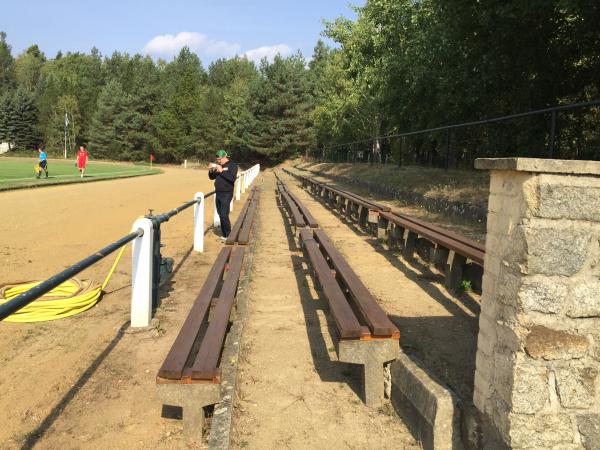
[508,413,573,448]
[518,277,568,314]
[524,325,589,360]
[567,280,600,318]
[510,362,549,414]
[537,176,600,222]
[555,365,598,409]
[576,414,600,450]
[526,227,592,276]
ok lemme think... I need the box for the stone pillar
[473,158,600,449]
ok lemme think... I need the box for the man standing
[208,150,238,240]
[37,147,48,178]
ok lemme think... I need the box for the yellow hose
[0,246,126,323]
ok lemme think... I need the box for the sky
[1,0,362,65]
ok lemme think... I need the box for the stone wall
[473,158,600,449]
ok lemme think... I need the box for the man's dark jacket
[208,160,238,192]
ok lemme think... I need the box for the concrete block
[338,338,399,407]
[390,352,463,450]
[157,382,221,442]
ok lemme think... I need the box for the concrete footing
[157,382,221,442]
[390,352,463,450]
[337,338,400,407]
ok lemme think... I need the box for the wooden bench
[377,211,484,292]
[156,245,245,441]
[276,178,318,232]
[288,169,485,293]
[226,186,260,245]
[299,227,399,407]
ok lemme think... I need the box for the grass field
[0,157,161,191]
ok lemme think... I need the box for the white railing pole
[193,192,204,252]
[131,217,154,327]
[213,194,220,230]
[236,174,241,200]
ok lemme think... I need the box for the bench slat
[191,246,246,380]
[287,191,318,228]
[226,200,251,245]
[300,229,364,339]
[157,247,232,380]
[238,201,258,244]
[391,211,485,254]
[312,229,399,337]
[279,187,306,228]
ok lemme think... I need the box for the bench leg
[415,238,434,264]
[157,383,220,443]
[433,245,450,272]
[446,253,468,292]
[338,339,399,407]
[377,216,389,242]
[358,206,369,228]
[403,231,418,260]
[182,405,205,442]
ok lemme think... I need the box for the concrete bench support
[157,383,220,442]
[338,339,400,407]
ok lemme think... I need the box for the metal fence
[309,100,600,169]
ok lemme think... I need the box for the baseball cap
[216,150,229,158]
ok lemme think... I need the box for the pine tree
[88,79,128,159]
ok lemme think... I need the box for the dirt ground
[1,165,478,449]
[0,167,233,449]
[230,172,419,450]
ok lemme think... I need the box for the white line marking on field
[1,169,156,183]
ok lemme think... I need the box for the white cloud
[143,32,241,59]
[242,44,292,64]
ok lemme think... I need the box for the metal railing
[0,230,143,320]
[310,100,600,169]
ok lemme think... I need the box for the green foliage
[459,280,472,294]
[0,89,40,150]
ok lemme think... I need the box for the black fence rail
[309,100,600,169]
[0,190,218,322]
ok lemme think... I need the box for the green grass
[0,157,161,191]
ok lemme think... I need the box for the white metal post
[241,172,247,193]
[130,217,154,327]
[193,192,204,252]
[235,174,241,200]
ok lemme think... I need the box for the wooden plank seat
[226,186,260,245]
[156,245,245,441]
[276,180,318,230]
[298,227,400,407]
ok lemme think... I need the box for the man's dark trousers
[216,192,233,237]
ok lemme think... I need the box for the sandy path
[0,167,238,449]
[278,171,480,401]
[231,172,418,449]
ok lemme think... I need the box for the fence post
[236,174,241,200]
[193,192,204,252]
[131,217,154,327]
[230,180,234,212]
[213,194,220,230]
[241,172,247,193]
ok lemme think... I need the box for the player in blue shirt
[37,147,48,178]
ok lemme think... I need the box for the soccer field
[0,157,161,190]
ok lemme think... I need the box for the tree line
[0,0,598,166]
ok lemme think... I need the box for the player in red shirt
[76,146,89,178]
